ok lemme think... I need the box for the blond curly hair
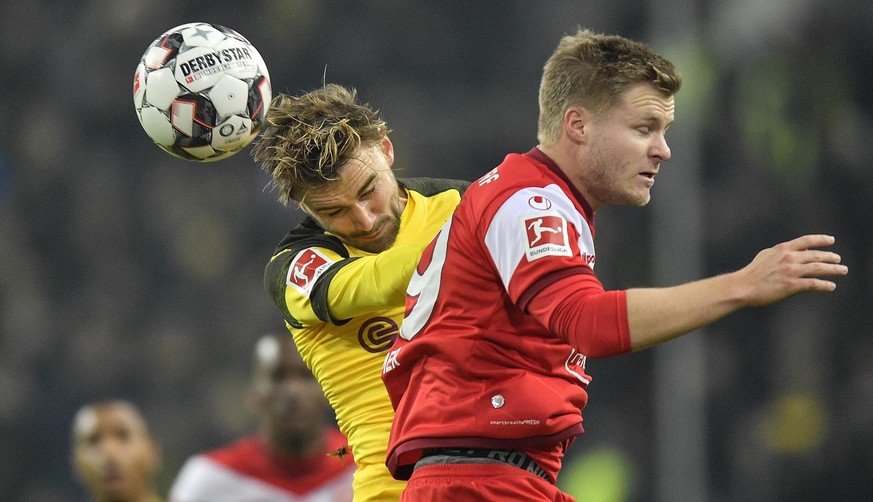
[251,84,390,205]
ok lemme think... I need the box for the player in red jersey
[169,333,355,502]
[382,28,849,501]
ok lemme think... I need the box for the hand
[739,234,848,307]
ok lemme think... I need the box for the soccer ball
[132,22,272,162]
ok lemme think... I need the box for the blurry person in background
[169,333,354,501]
[71,400,162,502]
[250,83,468,501]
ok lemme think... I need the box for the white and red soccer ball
[133,22,272,162]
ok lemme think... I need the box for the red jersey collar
[525,147,595,224]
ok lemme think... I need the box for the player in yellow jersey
[251,84,468,501]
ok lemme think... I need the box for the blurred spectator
[168,333,354,501]
[71,400,162,502]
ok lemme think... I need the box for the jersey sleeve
[482,185,595,311]
[324,241,429,320]
[265,241,428,328]
[527,273,631,358]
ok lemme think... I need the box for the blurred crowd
[0,0,871,501]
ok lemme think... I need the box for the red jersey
[169,428,355,502]
[382,148,631,483]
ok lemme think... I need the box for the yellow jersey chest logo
[358,316,399,353]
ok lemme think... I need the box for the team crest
[358,317,399,353]
[523,214,572,261]
[286,248,334,296]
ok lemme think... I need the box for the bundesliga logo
[287,248,333,295]
[523,214,572,261]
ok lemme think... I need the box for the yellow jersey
[264,178,468,501]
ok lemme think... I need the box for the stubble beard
[345,197,403,253]
[584,138,651,207]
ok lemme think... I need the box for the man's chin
[352,236,395,254]
[101,483,132,501]
[349,225,400,253]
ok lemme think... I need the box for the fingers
[742,234,848,306]
[796,261,849,278]
[793,277,839,292]
[778,235,849,277]
[783,234,836,250]
[797,249,843,265]
[787,236,849,277]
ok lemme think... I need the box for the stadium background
[1,1,871,500]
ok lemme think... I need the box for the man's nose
[350,202,377,231]
[651,133,671,162]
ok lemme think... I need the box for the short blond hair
[252,84,390,205]
[537,28,682,145]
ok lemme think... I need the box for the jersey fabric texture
[383,149,631,484]
[264,178,468,501]
[401,463,577,502]
[169,429,354,502]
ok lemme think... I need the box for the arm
[528,234,847,355]
[325,241,426,320]
[626,234,847,351]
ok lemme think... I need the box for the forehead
[615,82,675,121]
[73,405,145,441]
[303,146,386,207]
[256,336,307,374]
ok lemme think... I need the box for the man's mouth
[358,221,388,241]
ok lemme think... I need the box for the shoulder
[169,446,256,501]
[202,436,264,466]
[461,153,554,215]
[271,217,348,259]
[399,177,471,197]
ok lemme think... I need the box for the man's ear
[380,135,395,167]
[564,106,592,145]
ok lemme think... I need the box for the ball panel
[172,46,228,93]
[214,39,261,80]
[143,43,176,71]
[208,75,248,117]
[161,22,201,36]
[210,115,253,151]
[170,99,196,138]
[248,45,271,84]
[179,24,226,48]
[171,94,216,138]
[139,106,175,145]
[145,67,181,110]
[133,63,146,109]
[248,76,270,121]
[180,143,219,160]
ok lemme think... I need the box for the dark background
[1,1,871,500]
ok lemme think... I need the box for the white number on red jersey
[400,217,453,341]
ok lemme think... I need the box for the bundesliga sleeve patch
[286,248,334,296]
[523,214,572,261]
